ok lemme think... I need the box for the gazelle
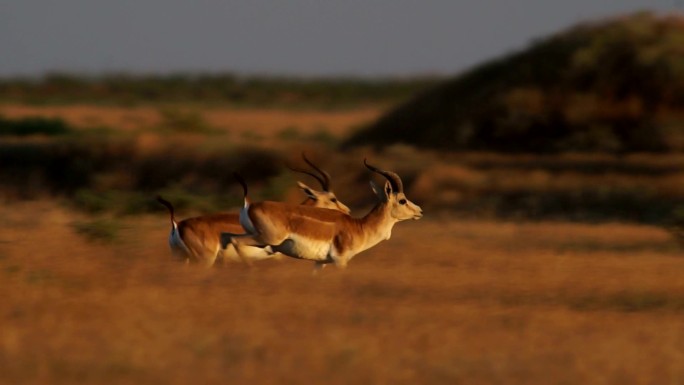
[222,160,422,270]
[158,154,350,266]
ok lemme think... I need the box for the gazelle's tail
[156,195,192,260]
[233,173,257,235]
[233,172,250,207]
[156,195,178,229]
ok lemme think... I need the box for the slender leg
[220,232,240,249]
[233,244,256,266]
[196,250,218,268]
[332,255,348,269]
[312,261,327,275]
[231,234,267,248]
[230,235,270,266]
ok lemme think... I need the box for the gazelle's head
[365,159,423,221]
[289,153,352,215]
[297,181,350,214]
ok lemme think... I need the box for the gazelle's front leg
[229,233,273,265]
[328,252,349,270]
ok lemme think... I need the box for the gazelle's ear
[384,180,393,197]
[369,180,389,202]
[297,181,319,200]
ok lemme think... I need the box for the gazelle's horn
[302,152,331,191]
[364,158,403,193]
[286,161,329,191]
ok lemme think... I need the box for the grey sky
[0,1,680,78]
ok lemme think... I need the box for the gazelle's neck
[354,202,397,252]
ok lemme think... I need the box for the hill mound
[344,12,684,153]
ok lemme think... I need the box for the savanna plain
[1,102,684,385]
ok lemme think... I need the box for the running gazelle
[222,160,422,270]
[158,154,350,266]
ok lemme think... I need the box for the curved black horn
[364,158,403,193]
[302,152,331,191]
[286,163,329,191]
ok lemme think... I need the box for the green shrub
[345,12,684,154]
[0,116,72,136]
[0,73,440,108]
[71,218,122,244]
[157,108,214,133]
[277,126,302,140]
[72,189,116,214]
[307,128,337,147]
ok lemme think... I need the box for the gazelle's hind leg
[196,249,219,267]
[170,247,189,263]
[168,229,192,264]
[312,261,327,275]
[181,234,218,267]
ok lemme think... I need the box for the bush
[277,126,302,140]
[345,12,684,154]
[0,116,72,136]
[157,108,214,134]
[71,218,122,244]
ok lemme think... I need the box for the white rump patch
[239,204,257,235]
[169,227,191,259]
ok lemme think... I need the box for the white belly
[274,234,331,261]
[219,244,278,262]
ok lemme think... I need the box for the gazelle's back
[178,213,243,257]
[248,201,348,240]
[179,213,243,239]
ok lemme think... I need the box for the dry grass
[3,102,684,384]
[0,104,383,144]
[1,200,684,384]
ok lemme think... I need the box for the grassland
[1,99,684,384]
[0,103,382,143]
[2,102,684,223]
[1,200,683,384]
[5,14,684,382]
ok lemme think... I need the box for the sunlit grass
[1,201,683,384]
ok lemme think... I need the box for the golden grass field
[0,103,383,144]
[2,104,684,384]
[2,200,684,384]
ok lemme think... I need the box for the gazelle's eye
[399,199,407,205]
[331,198,338,203]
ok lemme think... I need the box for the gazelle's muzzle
[413,205,423,220]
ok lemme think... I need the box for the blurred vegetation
[3,12,684,226]
[156,108,217,134]
[382,149,684,224]
[346,12,684,153]
[0,115,683,224]
[0,128,283,215]
[0,73,440,109]
[0,115,73,136]
[71,218,122,244]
